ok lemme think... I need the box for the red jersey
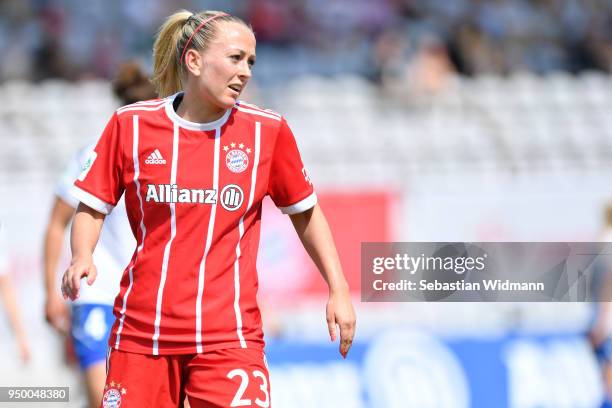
[73,94,316,355]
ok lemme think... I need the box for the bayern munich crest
[223,142,251,173]
[102,381,126,408]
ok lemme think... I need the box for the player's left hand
[326,288,356,358]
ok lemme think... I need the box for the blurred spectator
[375,30,456,105]
[32,37,72,81]
[402,35,455,100]
[453,22,506,75]
[31,4,72,81]
[3,0,612,82]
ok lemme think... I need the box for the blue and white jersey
[56,143,135,305]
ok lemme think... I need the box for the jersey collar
[165,92,232,131]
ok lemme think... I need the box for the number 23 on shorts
[227,368,270,407]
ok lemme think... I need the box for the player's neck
[175,91,226,124]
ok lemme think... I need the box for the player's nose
[238,61,251,80]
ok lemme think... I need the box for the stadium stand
[3,73,611,180]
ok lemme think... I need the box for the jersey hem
[279,192,317,214]
[111,340,265,355]
[72,302,114,309]
[72,185,115,214]
[73,296,116,306]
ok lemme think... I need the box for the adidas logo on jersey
[145,149,166,165]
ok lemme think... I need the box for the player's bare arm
[0,275,31,362]
[61,203,105,301]
[289,203,356,358]
[43,197,74,333]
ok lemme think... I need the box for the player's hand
[61,257,97,301]
[17,338,31,363]
[44,294,70,335]
[326,288,356,358]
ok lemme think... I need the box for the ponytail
[152,10,192,98]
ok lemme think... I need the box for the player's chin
[219,93,239,108]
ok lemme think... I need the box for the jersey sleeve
[73,113,124,214]
[55,143,96,209]
[267,118,317,214]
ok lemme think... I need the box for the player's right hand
[18,337,31,363]
[61,257,97,301]
[44,294,70,335]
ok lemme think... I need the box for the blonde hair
[152,10,251,98]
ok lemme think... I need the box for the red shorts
[102,348,271,408]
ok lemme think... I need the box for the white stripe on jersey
[117,103,166,116]
[152,122,180,355]
[195,127,221,353]
[117,100,165,114]
[115,115,146,350]
[235,106,281,122]
[106,347,111,373]
[130,99,164,106]
[118,99,165,109]
[237,102,281,119]
[232,121,262,348]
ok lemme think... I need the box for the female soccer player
[43,62,155,407]
[61,10,355,407]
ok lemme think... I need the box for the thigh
[103,349,186,408]
[84,361,106,403]
[71,304,114,370]
[186,348,271,408]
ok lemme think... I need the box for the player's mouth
[228,83,242,96]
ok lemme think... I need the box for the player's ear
[184,49,202,76]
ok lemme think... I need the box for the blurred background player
[42,61,156,408]
[589,204,612,408]
[0,220,31,363]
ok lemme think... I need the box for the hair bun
[112,61,157,104]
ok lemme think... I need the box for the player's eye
[230,54,241,62]
[248,58,256,67]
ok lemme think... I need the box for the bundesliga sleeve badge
[223,142,251,173]
[77,150,97,181]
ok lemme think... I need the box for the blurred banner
[267,329,603,408]
[257,191,396,301]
